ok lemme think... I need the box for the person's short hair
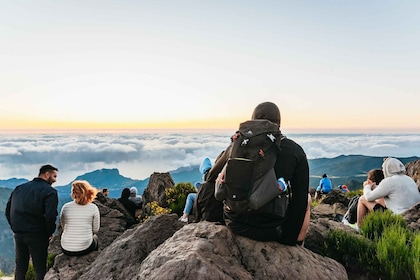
[367,169,384,184]
[71,180,98,205]
[322,174,327,178]
[102,188,109,193]
[39,164,58,176]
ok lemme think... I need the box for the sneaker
[179,217,188,223]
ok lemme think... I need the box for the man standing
[6,164,59,280]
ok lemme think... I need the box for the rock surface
[47,214,348,280]
[43,167,420,280]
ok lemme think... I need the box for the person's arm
[282,155,309,245]
[92,205,100,233]
[5,192,13,226]
[44,190,59,237]
[364,178,392,202]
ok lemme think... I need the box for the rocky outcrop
[142,172,174,210]
[406,160,420,190]
[321,189,350,206]
[44,164,420,280]
[47,214,347,280]
[401,202,420,231]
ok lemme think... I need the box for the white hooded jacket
[364,157,420,214]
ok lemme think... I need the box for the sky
[1,132,419,186]
[1,1,419,133]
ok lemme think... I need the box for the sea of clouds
[0,131,419,186]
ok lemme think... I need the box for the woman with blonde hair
[60,180,100,256]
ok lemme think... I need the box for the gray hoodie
[364,157,420,214]
[129,187,142,207]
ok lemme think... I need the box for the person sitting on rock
[179,181,201,223]
[118,188,138,219]
[357,157,420,227]
[314,174,332,200]
[129,186,143,208]
[209,102,311,246]
[60,180,100,256]
[179,157,212,223]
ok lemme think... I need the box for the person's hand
[363,179,372,187]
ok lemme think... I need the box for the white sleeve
[364,179,392,202]
[92,205,100,233]
[60,204,66,228]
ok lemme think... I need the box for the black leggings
[62,235,99,257]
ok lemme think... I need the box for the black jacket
[209,137,309,245]
[5,178,58,237]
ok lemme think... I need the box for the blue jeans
[183,193,196,215]
[14,235,49,280]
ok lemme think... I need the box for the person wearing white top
[357,157,420,227]
[60,180,100,256]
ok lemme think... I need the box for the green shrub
[324,229,378,269]
[47,253,56,270]
[412,234,420,280]
[140,201,172,223]
[359,210,406,241]
[25,261,35,280]
[376,225,414,279]
[324,210,420,279]
[346,189,363,198]
[165,182,196,216]
[25,253,56,280]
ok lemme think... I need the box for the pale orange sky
[1,1,420,133]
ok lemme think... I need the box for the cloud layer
[0,132,419,185]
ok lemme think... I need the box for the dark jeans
[61,235,99,257]
[14,235,49,280]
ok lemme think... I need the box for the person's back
[366,159,420,214]
[319,174,332,193]
[211,102,311,245]
[7,179,58,235]
[5,164,59,280]
[60,180,100,256]
[118,188,137,218]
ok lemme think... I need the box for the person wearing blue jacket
[179,158,212,222]
[315,173,332,200]
[5,164,59,280]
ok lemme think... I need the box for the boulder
[142,172,174,211]
[405,160,420,190]
[137,221,348,280]
[321,189,350,206]
[401,202,420,231]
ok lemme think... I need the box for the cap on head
[251,102,281,126]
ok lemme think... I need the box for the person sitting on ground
[315,173,332,200]
[60,180,100,256]
[118,188,138,219]
[129,186,143,208]
[338,184,349,193]
[357,158,420,227]
[209,101,311,246]
[343,169,384,226]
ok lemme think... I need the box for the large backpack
[215,119,285,214]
